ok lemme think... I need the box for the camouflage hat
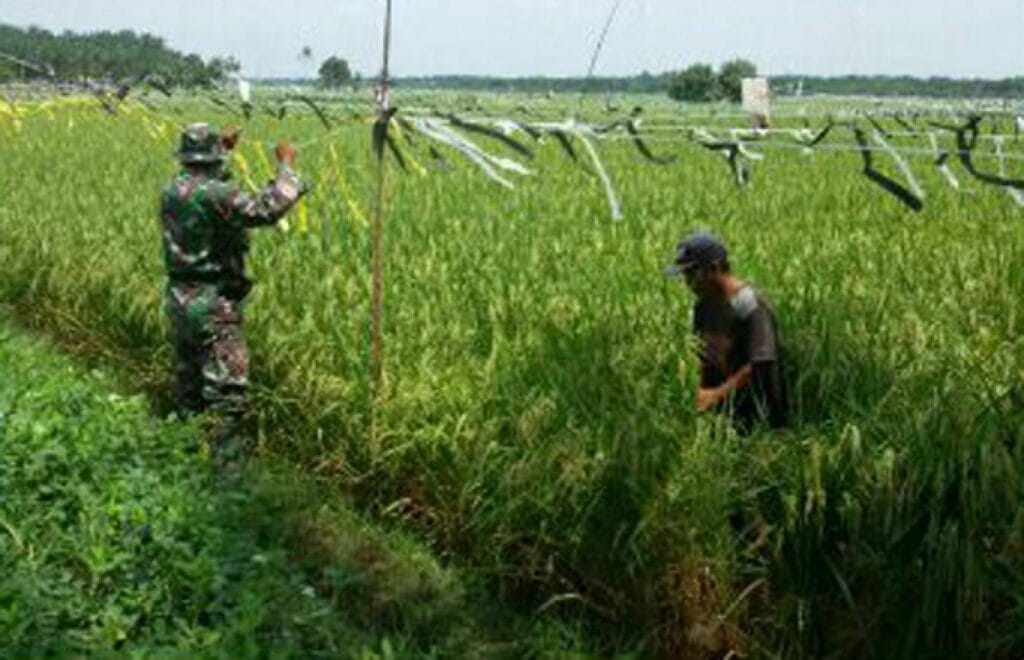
[177,123,225,164]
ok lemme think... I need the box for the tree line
[770,75,1024,99]
[393,72,675,95]
[395,66,1024,101]
[3,23,1020,101]
[0,24,238,87]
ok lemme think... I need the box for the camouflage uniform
[161,123,304,432]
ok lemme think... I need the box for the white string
[426,106,1016,126]
[637,126,1020,141]
[273,116,1024,164]
[593,132,1024,162]
[435,113,1021,143]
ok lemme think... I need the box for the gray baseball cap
[663,231,728,276]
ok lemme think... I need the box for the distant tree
[669,63,718,102]
[206,56,241,84]
[0,56,19,82]
[718,58,758,103]
[318,56,352,88]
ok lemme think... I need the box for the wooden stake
[370,0,393,440]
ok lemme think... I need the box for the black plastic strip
[865,115,892,138]
[428,145,451,170]
[208,96,240,117]
[625,120,676,164]
[550,129,580,162]
[953,116,1024,190]
[799,122,834,148]
[593,119,627,134]
[296,96,333,131]
[444,114,534,160]
[697,140,748,186]
[396,117,419,147]
[516,122,542,141]
[851,126,923,211]
[385,132,408,172]
[891,114,918,133]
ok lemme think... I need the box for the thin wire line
[263,117,1024,162]
[636,126,1019,139]
[410,108,1018,126]
[594,133,1024,162]
[577,0,625,120]
[586,0,624,78]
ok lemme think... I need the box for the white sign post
[742,77,771,129]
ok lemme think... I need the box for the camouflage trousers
[165,283,249,427]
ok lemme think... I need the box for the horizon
[1,1,1021,80]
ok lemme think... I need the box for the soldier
[161,123,306,453]
[665,231,789,433]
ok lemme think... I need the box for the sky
[1,0,1022,79]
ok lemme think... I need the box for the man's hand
[696,364,752,413]
[220,125,242,151]
[275,140,297,167]
[697,386,722,413]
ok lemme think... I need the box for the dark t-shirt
[693,285,788,432]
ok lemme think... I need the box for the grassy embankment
[0,319,601,656]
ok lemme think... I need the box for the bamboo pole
[370,0,393,442]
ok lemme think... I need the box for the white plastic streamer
[230,74,251,104]
[410,117,532,189]
[871,130,925,200]
[565,121,623,221]
[992,136,1024,207]
[691,127,718,144]
[493,119,524,136]
[729,129,766,161]
[927,132,960,190]
[791,129,816,154]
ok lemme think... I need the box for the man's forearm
[721,363,753,396]
[699,363,753,410]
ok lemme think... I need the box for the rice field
[1,90,1022,656]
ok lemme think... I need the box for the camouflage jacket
[160,166,304,299]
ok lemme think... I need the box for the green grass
[1,91,1023,656]
[0,318,606,657]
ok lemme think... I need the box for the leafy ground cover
[0,319,599,657]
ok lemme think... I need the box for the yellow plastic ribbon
[296,196,310,234]
[254,142,274,180]
[327,142,368,225]
[388,121,427,177]
[231,150,259,191]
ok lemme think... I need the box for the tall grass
[1,95,1021,655]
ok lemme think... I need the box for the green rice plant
[0,92,1022,656]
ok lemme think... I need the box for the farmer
[160,123,306,452]
[665,231,788,433]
